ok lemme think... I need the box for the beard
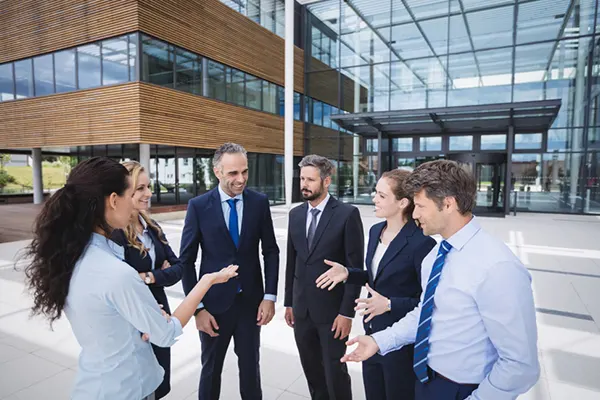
[301,185,324,201]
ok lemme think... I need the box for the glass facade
[220,0,286,38]
[74,144,286,206]
[305,0,600,214]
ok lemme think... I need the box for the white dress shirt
[305,193,330,236]
[371,218,539,399]
[370,241,388,278]
[137,215,156,269]
[217,185,276,303]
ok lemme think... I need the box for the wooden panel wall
[0,0,139,64]
[0,84,141,148]
[138,0,304,93]
[139,83,304,155]
[307,125,353,161]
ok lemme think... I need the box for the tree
[0,169,16,189]
[0,154,10,168]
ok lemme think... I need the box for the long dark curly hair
[23,157,130,325]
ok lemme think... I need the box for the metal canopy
[331,99,561,138]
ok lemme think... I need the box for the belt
[427,367,479,388]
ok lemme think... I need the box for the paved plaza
[0,206,599,399]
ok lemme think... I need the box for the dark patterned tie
[307,208,321,250]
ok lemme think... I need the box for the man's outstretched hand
[340,335,380,363]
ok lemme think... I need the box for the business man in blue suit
[317,169,436,399]
[180,143,280,400]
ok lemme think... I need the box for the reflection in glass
[141,36,174,87]
[208,60,226,101]
[55,49,76,93]
[102,36,129,85]
[246,74,262,110]
[393,137,412,152]
[262,81,276,114]
[34,55,54,96]
[129,33,137,80]
[481,134,506,150]
[15,59,33,99]
[420,136,442,152]
[0,63,14,101]
[78,43,101,89]
[227,68,245,106]
[175,49,201,94]
[449,136,473,151]
[515,133,542,150]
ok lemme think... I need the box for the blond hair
[121,161,167,256]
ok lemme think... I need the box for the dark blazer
[111,221,183,314]
[347,219,436,334]
[179,188,279,314]
[285,196,364,325]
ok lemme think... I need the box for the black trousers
[415,368,478,400]
[293,312,352,400]
[198,294,261,400]
[151,344,171,399]
[362,346,415,400]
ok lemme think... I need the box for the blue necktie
[227,199,239,247]
[413,240,452,383]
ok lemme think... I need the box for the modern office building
[1,0,599,215]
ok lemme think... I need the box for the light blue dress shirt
[371,218,540,399]
[137,216,156,269]
[65,233,183,400]
[217,185,276,303]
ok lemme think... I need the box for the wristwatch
[386,298,392,312]
[194,305,205,316]
[144,272,152,285]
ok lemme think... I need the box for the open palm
[316,259,349,290]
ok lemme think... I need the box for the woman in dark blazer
[317,169,436,400]
[112,161,184,399]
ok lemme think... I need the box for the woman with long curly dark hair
[24,157,238,400]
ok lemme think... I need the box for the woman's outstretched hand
[316,259,349,290]
[211,264,239,284]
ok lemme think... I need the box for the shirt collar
[91,232,125,260]
[218,185,243,203]
[445,216,481,251]
[138,215,148,231]
[308,193,330,213]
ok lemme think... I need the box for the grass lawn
[4,164,69,190]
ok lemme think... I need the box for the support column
[352,19,361,202]
[139,144,151,207]
[377,131,383,179]
[505,126,514,214]
[32,148,43,205]
[284,0,294,207]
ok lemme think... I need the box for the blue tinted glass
[102,36,129,85]
[78,43,101,89]
[0,63,14,101]
[34,54,54,96]
[15,59,33,98]
[54,49,76,93]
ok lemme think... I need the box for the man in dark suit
[180,143,279,400]
[284,154,364,400]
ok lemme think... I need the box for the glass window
[277,85,284,116]
[449,136,473,151]
[78,43,101,89]
[393,138,413,152]
[245,74,262,110]
[481,134,506,150]
[0,63,15,101]
[227,68,245,106]
[548,129,569,151]
[102,36,129,85]
[129,33,137,80]
[262,81,276,113]
[14,59,33,99]
[33,54,54,96]
[313,100,323,126]
[175,48,201,94]
[294,92,301,120]
[54,49,76,93]
[323,104,331,128]
[515,133,543,150]
[366,139,379,152]
[208,60,226,101]
[141,36,174,87]
[420,136,442,152]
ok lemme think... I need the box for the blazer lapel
[307,197,337,259]
[366,222,385,282]
[237,190,251,248]
[209,189,237,249]
[295,203,309,259]
[374,220,417,282]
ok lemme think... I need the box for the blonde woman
[111,161,183,399]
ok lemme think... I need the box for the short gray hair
[213,143,247,168]
[298,154,335,180]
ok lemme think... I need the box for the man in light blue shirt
[341,160,539,400]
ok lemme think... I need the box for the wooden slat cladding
[0,0,139,64]
[0,84,141,148]
[138,0,304,92]
[308,57,368,112]
[308,125,352,161]
[139,83,304,155]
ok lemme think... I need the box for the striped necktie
[413,240,452,383]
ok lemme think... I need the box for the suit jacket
[111,221,183,314]
[179,188,279,315]
[346,220,436,335]
[285,196,364,325]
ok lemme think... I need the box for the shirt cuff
[170,316,183,339]
[263,294,277,302]
[196,302,204,310]
[341,314,353,320]
[371,329,399,356]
